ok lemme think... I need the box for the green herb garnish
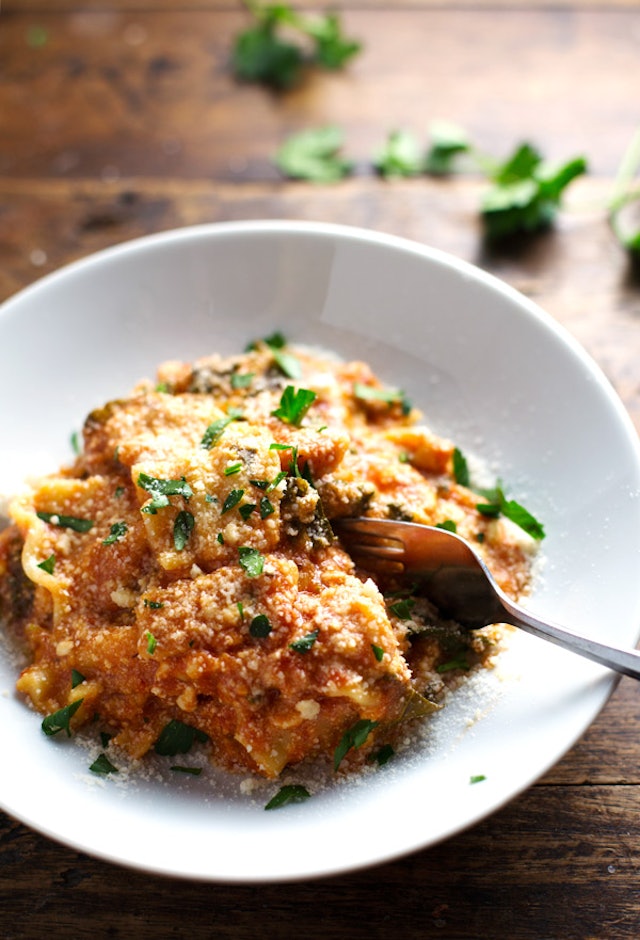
[470,774,486,784]
[90,753,119,775]
[476,485,545,540]
[200,415,236,450]
[437,655,470,674]
[239,503,257,521]
[275,126,352,183]
[388,598,415,621]
[224,462,243,476]
[102,521,128,545]
[264,784,311,810]
[368,744,395,767]
[144,599,164,609]
[259,496,275,519]
[222,489,245,514]
[37,554,56,574]
[481,142,587,240]
[41,698,84,737]
[154,719,208,757]
[271,385,317,425]
[373,129,423,179]
[289,629,319,653]
[170,765,202,776]
[36,512,94,533]
[249,614,272,638]
[145,631,157,655]
[137,473,193,512]
[436,520,457,533]
[452,446,470,486]
[231,372,255,390]
[173,510,195,550]
[371,643,384,662]
[353,382,411,415]
[71,669,85,689]
[334,719,378,771]
[424,120,471,175]
[238,546,265,578]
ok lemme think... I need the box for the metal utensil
[335,517,640,680]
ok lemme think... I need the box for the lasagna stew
[0,340,534,779]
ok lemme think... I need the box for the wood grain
[2,8,640,178]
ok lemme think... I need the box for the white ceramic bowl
[1,221,639,882]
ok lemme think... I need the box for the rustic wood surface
[1,2,640,937]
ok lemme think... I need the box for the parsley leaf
[232,2,360,90]
[173,510,195,550]
[231,372,255,390]
[238,546,265,578]
[609,128,640,257]
[249,614,272,638]
[71,669,85,689]
[36,512,94,533]
[102,521,127,545]
[452,446,470,486]
[37,554,56,574]
[233,6,303,90]
[374,129,423,179]
[289,629,319,653]
[265,784,311,810]
[353,382,411,415]
[222,489,245,514]
[476,485,545,540]
[137,473,193,512]
[145,631,157,655]
[275,126,352,183]
[368,743,395,767]
[41,698,84,737]
[424,120,471,175]
[201,415,235,450]
[481,143,587,240]
[334,718,378,771]
[90,753,119,775]
[388,598,415,621]
[271,385,317,425]
[154,719,208,757]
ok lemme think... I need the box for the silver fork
[335,517,640,681]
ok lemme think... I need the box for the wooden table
[1,1,639,936]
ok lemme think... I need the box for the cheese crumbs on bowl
[0,336,535,781]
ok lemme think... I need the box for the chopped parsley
[102,521,128,545]
[144,599,164,609]
[238,546,265,578]
[137,473,193,512]
[368,744,395,767]
[145,631,157,655]
[239,503,257,521]
[436,520,457,533]
[222,489,244,514]
[36,512,94,533]
[371,643,384,662]
[71,669,85,689]
[37,554,56,574]
[476,485,545,540]
[154,719,208,757]
[170,765,202,776]
[470,774,487,784]
[424,120,471,176]
[334,719,378,771]
[70,430,82,456]
[41,698,84,737]
[373,129,423,179]
[90,753,119,775]
[224,462,243,476]
[452,446,470,486]
[230,372,255,390]
[173,510,195,550]
[259,496,275,519]
[255,332,303,379]
[271,385,317,426]
[200,415,235,450]
[437,655,470,674]
[388,598,415,621]
[249,614,272,638]
[264,784,311,810]
[289,629,319,653]
[353,382,411,415]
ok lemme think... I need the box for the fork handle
[499,593,640,681]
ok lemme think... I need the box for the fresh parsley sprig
[609,127,640,256]
[232,1,361,90]
[271,385,317,425]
